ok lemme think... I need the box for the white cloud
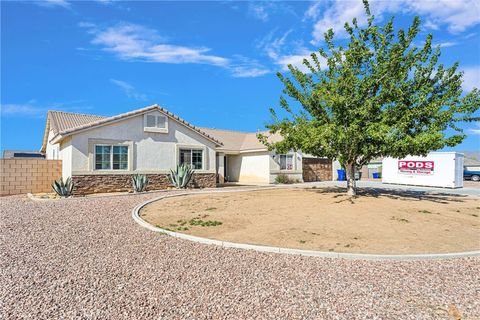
[272,51,317,73]
[467,122,480,135]
[304,1,322,20]
[424,20,440,31]
[0,100,91,118]
[85,23,228,66]
[81,22,268,78]
[258,30,326,73]
[110,79,147,101]
[78,22,96,29]
[0,104,45,117]
[33,0,70,9]
[307,0,480,44]
[408,0,480,34]
[247,2,295,22]
[248,3,269,22]
[436,41,458,48]
[461,66,480,92]
[463,32,477,39]
[229,56,270,78]
[311,2,365,41]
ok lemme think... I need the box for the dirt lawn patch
[140,188,480,254]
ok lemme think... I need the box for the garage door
[302,158,332,182]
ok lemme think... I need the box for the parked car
[464,170,480,181]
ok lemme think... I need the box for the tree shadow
[305,186,468,204]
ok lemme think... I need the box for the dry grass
[141,188,480,254]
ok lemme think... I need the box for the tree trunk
[345,163,357,196]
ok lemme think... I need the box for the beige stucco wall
[226,151,304,184]
[60,138,73,180]
[45,130,60,160]
[54,111,216,177]
[46,130,71,179]
[268,151,303,183]
[216,153,225,183]
[227,152,270,183]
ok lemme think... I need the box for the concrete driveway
[303,180,479,197]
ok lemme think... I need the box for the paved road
[1,191,479,319]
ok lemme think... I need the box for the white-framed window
[279,154,294,170]
[144,113,168,133]
[95,145,128,170]
[179,148,203,170]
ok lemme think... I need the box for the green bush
[275,173,295,184]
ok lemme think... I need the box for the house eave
[50,134,64,145]
[215,147,270,154]
[50,105,223,147]
[40,116,51,153]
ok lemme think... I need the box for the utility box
[382,152,464,188]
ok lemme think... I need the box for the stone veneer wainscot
[71,173,217,196]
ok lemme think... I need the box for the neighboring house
[40,104,334,195]
[3,150,45,159]
[464,157,480,172]
[358,158,383,179]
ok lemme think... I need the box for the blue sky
[1,0,479,153]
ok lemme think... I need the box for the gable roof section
[200,127,282,153]
[49,111,106,135]
[41,104,223,152]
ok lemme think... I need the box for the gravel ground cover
[1,191,479,319]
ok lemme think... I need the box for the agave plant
[132,174,148,193]
[169,164,195,189]
[51,177,74,198]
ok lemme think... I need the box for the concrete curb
[26,188,181,202]
[27,193,57,202]
[25,184,277,202]
[132,188,480,261]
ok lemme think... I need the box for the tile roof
[48,111,106,135]
[41,105,223,152]
[199,128,282,152]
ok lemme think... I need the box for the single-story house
[3,150,45,159]
[359,158,383,179]
[40,104,333,195]
[463,154,480,172]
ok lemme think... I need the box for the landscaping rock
[1,192,478,319]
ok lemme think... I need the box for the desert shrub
[275,173,295,184]
[51,177,74,198]
[132,174,148,193]
[169,164,195,188]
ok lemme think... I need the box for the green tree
[259,0,480,196]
